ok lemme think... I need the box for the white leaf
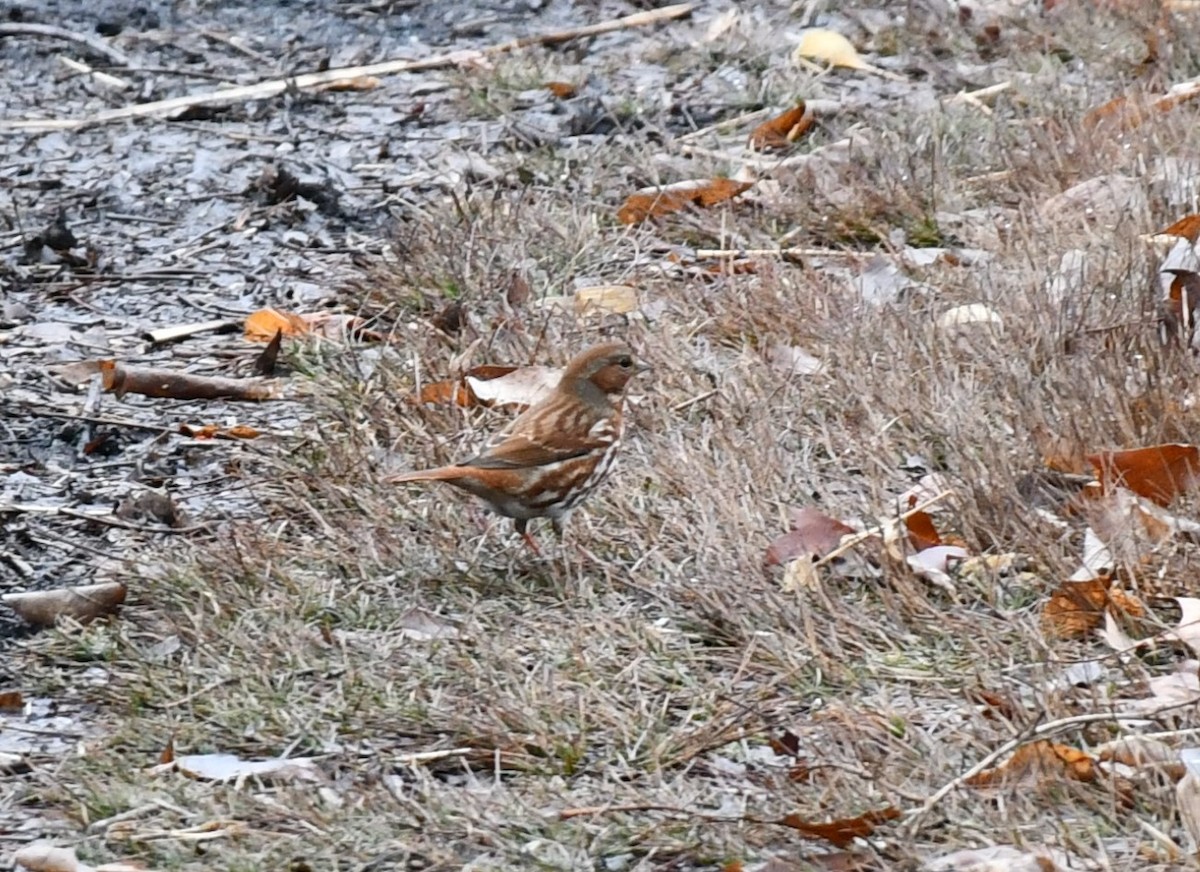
[465,366,560,407]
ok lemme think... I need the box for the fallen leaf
[781,556,820,593]
[2,582,126,627]
[1087,443,1200,506]
[1180,748,1200,854]
[244,307,309,339]
[617,178,753,224]
[1158,214,1200,243]
[792,29,868,70]
[544,81,577,98]
[768,344,824,377]
[1166,598,1200,658]
[792,29,904,80]
[397,607,461,642]
[466,365,560,408]
[244,308,382,342]
[0,690,23,711]
[906,545,968,592]
[748,103,814,151]
[573,285,639,315]
[777,806,900,847]
[924,844,1078,872]
[966,740,1098,786]
[1096,735,1181,775]
[765,507,856,565]
[178,424,262,440]
[936,304,1004,335]
[158,753,321,784]
[1041,577,1111,638]
[904,508,942,551]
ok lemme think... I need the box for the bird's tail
[384,466,465,485]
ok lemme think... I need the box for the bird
[386,341,648,550]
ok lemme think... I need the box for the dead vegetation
[8,1,1200,870]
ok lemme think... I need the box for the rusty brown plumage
[386,342,647,549]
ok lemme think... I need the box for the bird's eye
[618,356,633,369]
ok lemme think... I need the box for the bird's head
[561,341,648,397]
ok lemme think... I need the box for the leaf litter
[8,0,1200,869]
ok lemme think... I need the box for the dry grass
[9,4,1200,870]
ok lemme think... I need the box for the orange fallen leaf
[777,806,900,847]
[245,308,310,340]
[1158,214,1200,243]
[1083,81,1200,132]
[1042,576,1112,638]
[964,687,1023,722]
[966,740,1098,786]
[904,508,942,552]
[617,178,754,224]
[0,690,23,711]
[244,308,383,342]
[1087,443,1200,506]
[748,103,814,151]
[179,423,263,440]
[414,365,516,407]
[544,81,577,98]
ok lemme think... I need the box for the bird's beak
[635,361,652,375]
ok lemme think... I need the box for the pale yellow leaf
[574,285,639,315]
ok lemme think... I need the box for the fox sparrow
[387,341,647,549]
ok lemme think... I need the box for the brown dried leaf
[1042,577,1111,638]
[544,81,577,98]
[1088,442,1200,506]
[748,103,814,151]
[0,690,23,711]
[776,806,900,847]
[1158,214,1200,243]
[765,507,856,565]
[617,178,754,224]
[244,308,383,342]
[966,740,1098,786]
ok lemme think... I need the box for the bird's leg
[515,519,541,555]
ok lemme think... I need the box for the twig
[900,699,1200,836]
[943,81,1012,115]
[0,503,209,534]
[671,388,718,412]
[676,107,772,143]
[56,55,130,90]
[2,4,695,131]
[692,247,876,259]
[0,401,174,434]
[392,748,473,766]
[0,22,129,66]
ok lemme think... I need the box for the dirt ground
[4,0,1200,870]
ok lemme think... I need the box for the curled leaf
[617,178,753,224]
[748,103,814,151]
